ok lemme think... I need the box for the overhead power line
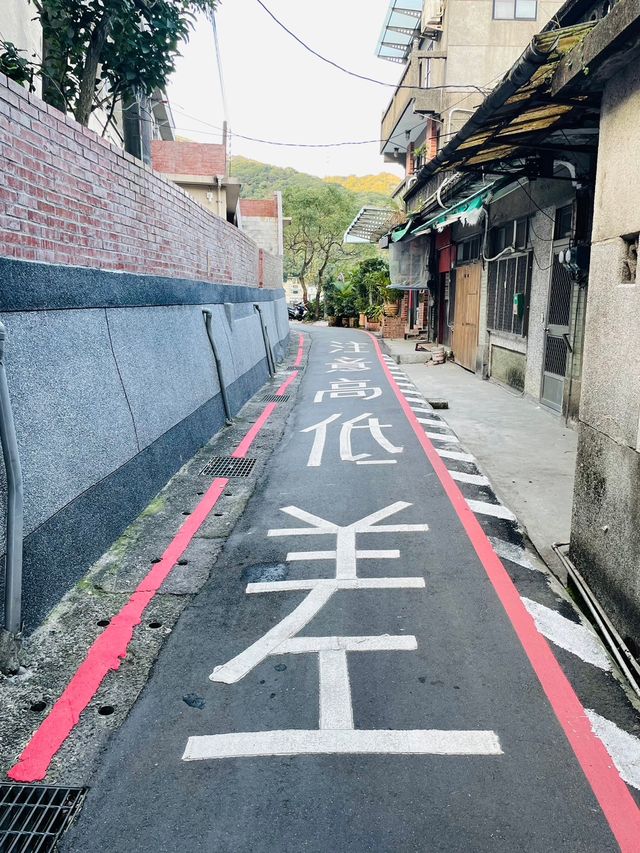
[253,0,490,96]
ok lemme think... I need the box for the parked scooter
[287,303,307,321]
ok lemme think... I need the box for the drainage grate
[0,783,87,852]
[262,393,290,402]
[199,457,256,477]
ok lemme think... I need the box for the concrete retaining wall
[0,259,289,632]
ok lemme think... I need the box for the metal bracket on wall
[253,305,276,377]
[202,310,233,425]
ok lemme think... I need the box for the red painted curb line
[367,332,640,851]
[232,403,276,459]
[275,370,299,396]
[294,333,304,367]
[9,403,278,783]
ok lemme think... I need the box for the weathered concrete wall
[0,260,288,632]
[570,60,640,648]
[444,0,563,89]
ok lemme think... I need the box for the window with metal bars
[487,253,532,336]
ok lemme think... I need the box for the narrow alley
[18,326,635,852]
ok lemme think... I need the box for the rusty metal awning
[409,22,600,185]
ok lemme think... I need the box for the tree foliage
[283,184,362,306]
[5,0,217,126]
[324,173,401,196]
[231,156,399,209]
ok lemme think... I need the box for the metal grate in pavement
[262,394,290,402]
[199,457,256,477]
[0,783,86,852]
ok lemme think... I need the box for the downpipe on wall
[253,305,276,377]
[202,310,233,425]
[0,321,24,674]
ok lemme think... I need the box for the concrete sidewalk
[382,338,577,579]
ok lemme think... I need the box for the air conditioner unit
[422,0,443,32]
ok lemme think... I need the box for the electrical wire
[253,0,490,96]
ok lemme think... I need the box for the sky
[167,0,406,179]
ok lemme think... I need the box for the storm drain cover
[262,393,290,402]
[0,783,86,852]
[199,456,256,477]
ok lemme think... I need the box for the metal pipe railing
[202,310,233,425]
[253,305,276,377]
[0,321,23,638]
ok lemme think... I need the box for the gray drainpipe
[0,320,24,673]
[202,310,233,425]
[253,305,276,377]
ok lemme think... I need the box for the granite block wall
[0,261,288,632]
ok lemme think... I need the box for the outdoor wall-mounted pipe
[253,305,276,377]
[0,321,23,646]
[202,310,233,425]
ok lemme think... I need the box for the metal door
[452,262,482,371]
[541,255,573,411]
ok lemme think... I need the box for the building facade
[376,0,640,649]
[151,140,240,224]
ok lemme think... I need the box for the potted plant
[383,286,404,317]
[365,303,383,331]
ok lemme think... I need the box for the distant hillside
[230,156,397,208]
[324,173,400,196]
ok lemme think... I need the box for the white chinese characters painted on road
[301,413,403,466]
[183,502,502,761]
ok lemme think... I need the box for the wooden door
[452,261,482,372]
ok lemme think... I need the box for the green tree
[347,256,391,314]
[283,184,358,308]
[12,0,217,127]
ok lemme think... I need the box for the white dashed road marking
[437,449,475,463]
[466,500,517,521]
[448,470,490,486]
[426,432,459,443]
[489,537,538,571]
[522,598,612,671]
[585,711,640,791]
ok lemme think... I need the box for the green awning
[390,218,414,242]
[411,179,506,237]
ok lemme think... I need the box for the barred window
[487,254,532,336]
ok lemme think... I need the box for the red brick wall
[0,74,279,286]
[239,199,278,218]
[151,140,227,177]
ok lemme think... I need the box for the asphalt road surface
[62,327,638,852]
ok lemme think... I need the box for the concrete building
[151,140,240,223]
[377,0,562,202]
[546,0,640,652]
[374,0,640,651]
[238,195,286,258]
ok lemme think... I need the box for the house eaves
[404,22,599,191]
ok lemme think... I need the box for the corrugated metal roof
[411,22,599,178]
[344,207,400,243]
